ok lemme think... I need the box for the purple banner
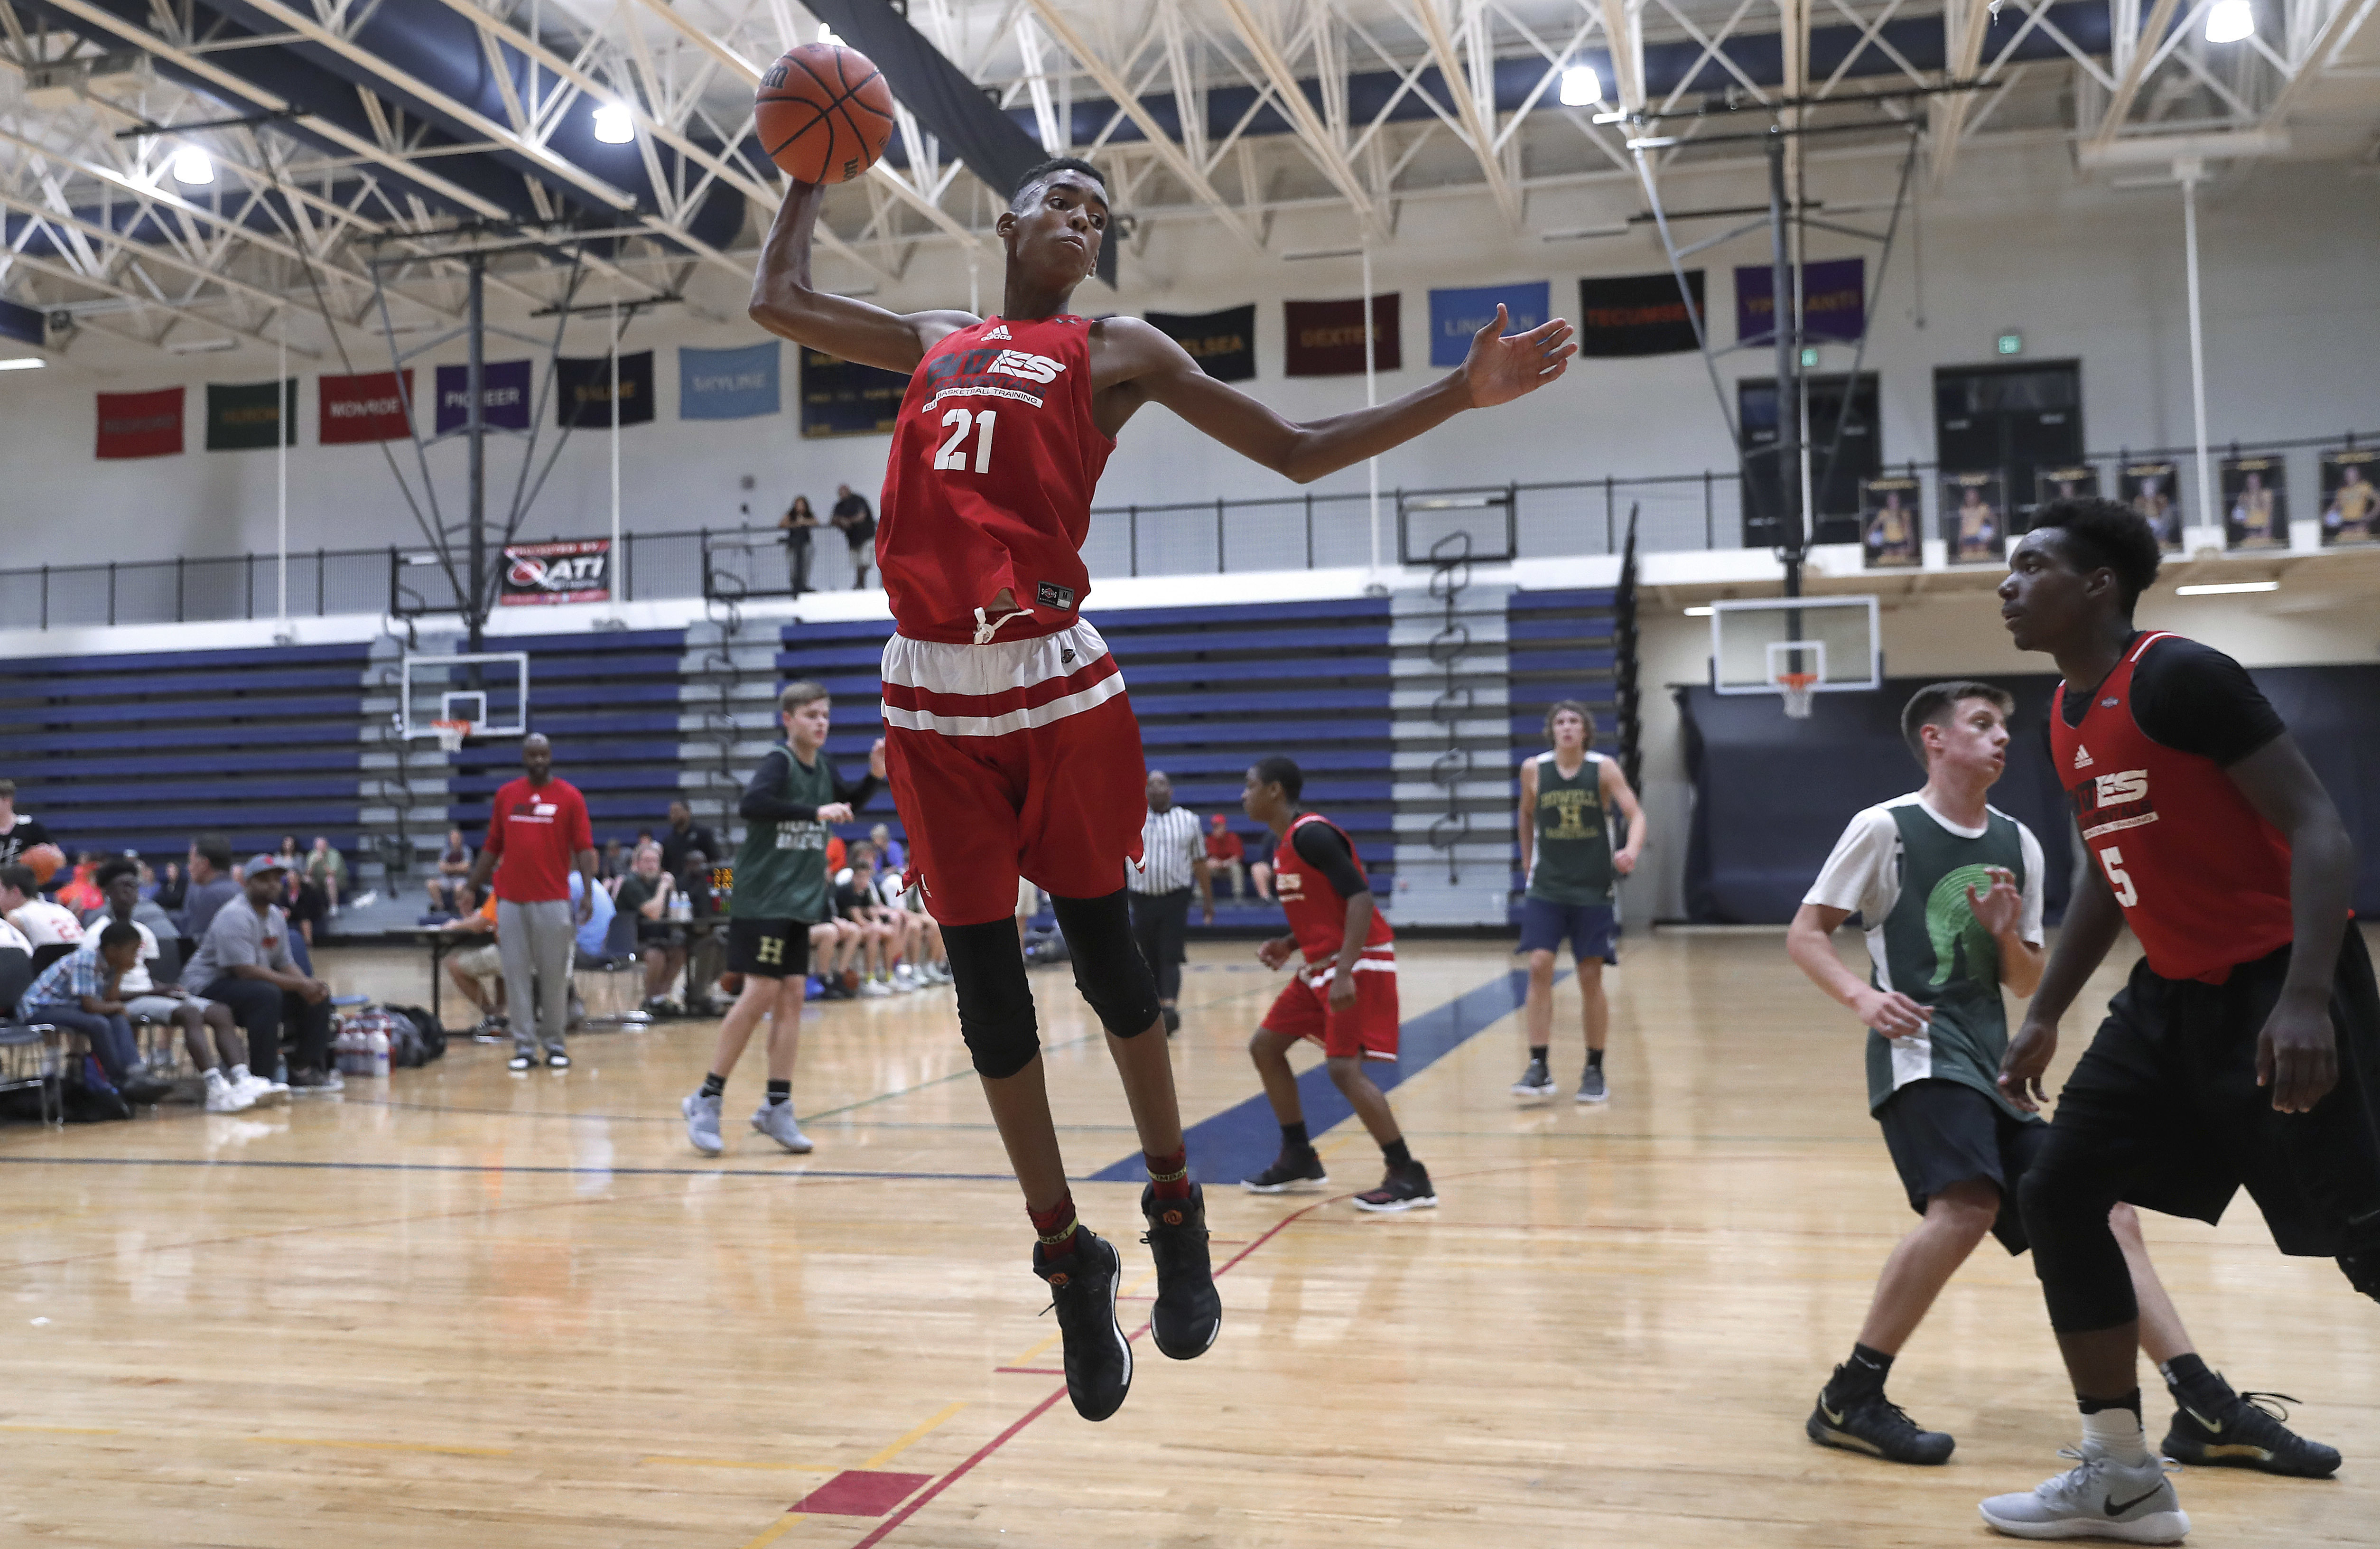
[1735,257,1865,344]
[434,359,532,433]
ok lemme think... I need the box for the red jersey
[2049,632,2293,982]
[1272,814,1395,965]
[878,314,1114,644]
[483,776,592,903]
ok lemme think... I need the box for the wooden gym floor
[1,929,2374,1547]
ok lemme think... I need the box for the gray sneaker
[1577,1065,1608,1104]
[682,1091,725,1156]
[751,1099,814,1154]
[1979,1446,2188,1543]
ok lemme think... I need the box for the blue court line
[0,1156,1016,1183]
[1088,968,1544,1186]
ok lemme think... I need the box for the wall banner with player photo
[318,369,415,445]
[499,539,611,606]
[555,350,655,429]
[434,359,532,434]
[1428,281,1549,367]
[94,386,184,459]
[678,342,780,420]
[1578,270,1705,357]
[800,346,910,438]
[2221,453,2288,550]
[1859,475,1923,569]
[1941,470,2006,565]
[1283,294,1401,376]
[2034,463,2099,505]
[2120,459,2184,552]
[1145,304,1256,382]
[2319,448,2380,547]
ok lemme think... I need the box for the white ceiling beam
[1601,0,1648,111]
[2089,0,2189,147]
[1408,0,1522,228]
[5,247,316,357]
[2262,0,2380,127]
[1211,0,1385,236]
[1929,0,1999,179]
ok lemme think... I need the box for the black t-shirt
[832,878,875,919]
[2062,633,2285,766]
[1287,820,1371,900]
[739,748,879,824]
[616,873,662,928]
[285,877,328,933]
[0,815,55,869]
[659,823,723,880]
[833,493,877,543]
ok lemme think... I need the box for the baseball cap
[246,852,290,876]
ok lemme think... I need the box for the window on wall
[1934,361,2084,519]
[1738,373,1881,549]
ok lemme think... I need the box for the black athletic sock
[766,1078,791,1107]
[2078,1389,2145,1420]
[700,1072,726,1099]
[1382,1138,1413,1171]
[1528,1044,1548,1064]
[1587,1047,1605,1070]
[1281,1121,1310,1152]
[1828,1344,1894,1400]
[2159,1354,2231,1412]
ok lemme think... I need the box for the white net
[432,719,470,754]
[1779,674,1818,720]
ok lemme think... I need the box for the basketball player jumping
[1788,680,2335,1475]
[1512,699,1644,1104]
[1981,498,2380,1541]
[749,157,1573,1420]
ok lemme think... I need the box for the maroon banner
[95,386,184,459]
[500,539,612,606]
[1283,294,1401,377]
[319,369,415,445]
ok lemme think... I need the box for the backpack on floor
[383,1003,448,1064]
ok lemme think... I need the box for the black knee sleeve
[941,920,1040,1079]
[1051,889,1162,1038]
[2019,1163,2139,1333]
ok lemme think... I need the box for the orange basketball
[22,843,64,886]
[755,43,894,186]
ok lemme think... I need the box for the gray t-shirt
[185,900,297,989]
[180,876,242,939]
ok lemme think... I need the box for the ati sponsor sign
[319,370,415,444]
[500,540,611,606]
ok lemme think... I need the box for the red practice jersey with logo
[877,314,1115,644]
[2048,631,2293,982]
[1272,814,1396,965]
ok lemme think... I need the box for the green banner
[206,377,297,450]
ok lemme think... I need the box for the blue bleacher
[1506,588,1621,749]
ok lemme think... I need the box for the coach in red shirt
[467,733,595,1071]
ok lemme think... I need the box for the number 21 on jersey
[933,407,996,473]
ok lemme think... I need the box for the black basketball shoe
[1140,1184,1222,1360]
[1242,1148,1328,1193]
[1033,1227,1132,1422]
[1351,1161,1438,1213]
[1806,1376,1956,1465]
[2162,1387,2340,1477]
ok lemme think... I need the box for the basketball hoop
[1778,672,1819,720]
[431,719,471,754]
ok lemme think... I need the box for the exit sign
[1997,332,2024,355]
[1799,346,1820,367]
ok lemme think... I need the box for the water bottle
[366,1025,390,1079]
[333,1022,362,1075]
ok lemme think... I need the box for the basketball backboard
[1708,596,1880,698]
[399,651,530,739]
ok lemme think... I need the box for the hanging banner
[2035,463,2100,504]
[1428,281,1550,367]
[2120,459,2184,552]
[319,370,415,445]
[1942,470,2006,565]
[435,359,532,434]
[2221,453,2288,550]
[800,346,910,438]
[500,539,612,606]
[1859,475,1923,569]
[205,377,296,450]
[679,341,780,420]
[1145,305,1255,382]
[2319,448,2379,547]
[556,350,654,429]
[1735,257,1866,344]
[1283,294,1401,376]
[1578,271,1705,357]
[0,295,43,347]
[95,386,184,459]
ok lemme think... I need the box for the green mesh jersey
[730,745,837,922]
[1525,751,1616,905]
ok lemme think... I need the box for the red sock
[1146,1148,1191,1201]
[1028,1193,1079,1260]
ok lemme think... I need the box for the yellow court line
[862,1400,967,1468]
[639,1456,837,1472]
[0,1423,119,1435]
[738,1513,803,1549]
[1000,1331,1061,1367]
[251,1435,513,1457]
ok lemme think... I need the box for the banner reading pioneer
[500,539,612,606]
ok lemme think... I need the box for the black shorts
[725,917,812,979]
[2043,930,2380,1258]
[1876,1078,2050,1255]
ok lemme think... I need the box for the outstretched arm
[748,182,978,374]
[1107,303,1575,485]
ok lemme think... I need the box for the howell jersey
[1272,814,1395,966]
[730,744,836,923]
[2050,631,2294,982]
[878,314,1114,644]
[1527,751,1615,905]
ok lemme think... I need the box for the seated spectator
[878,865,946,987]
[427,826,475,915]
[677,849,723,1015]
[77,861,177,941]
[306,837,347,913]
[0,778,66,882]
[55,853,104,915]
[614,844,685,1010]
[3,863,84,946]
[570,868,615,960]
[1207,814,1249,900]
[869,822,906,874]
[84,858,276,1111]
[659,801,724,881]
[277,836,302,867]
[283,868,329,956]
[153,860,188,914]
[21,921,175,1110]
[598,838,627,883]
[184,854,338,1092]
[440,896,507,1038]
[180,834,242,938]
[831,846,903,998]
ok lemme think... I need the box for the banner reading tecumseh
[500,539,611,606]
[1578,271,1706,357]
[1144,305,1255,382]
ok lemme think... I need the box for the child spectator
[3,863,83,945]
[21,921,176,1109]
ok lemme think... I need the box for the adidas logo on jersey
[984,324,1011,340]
[2073,743,2094,770]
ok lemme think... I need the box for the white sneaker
[204,1073,254,1113]
[230,1068,289,1108]
[1980,1446,2189,1542]
[860,978,893,998]
[750,1099,814,1154]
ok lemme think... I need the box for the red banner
[319,369,415,444]
[1283,294,1401,377]
[95,386,184,459]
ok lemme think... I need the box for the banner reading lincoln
[95,387,183,459]
[1578,271,1706,357]
[1283,294,1401,376]
[319,370,415,445]
[500,540,612,606]
[1145,305,1255,382]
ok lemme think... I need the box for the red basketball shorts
[880,619,1148,927]
[1262,949,1400,1062]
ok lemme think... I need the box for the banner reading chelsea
[1428,282,1550,367]
[500,539,611,606]
[679,341,780,420]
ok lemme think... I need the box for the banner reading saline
[500,540,612,606]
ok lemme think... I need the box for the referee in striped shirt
[1130,770,1212,1036]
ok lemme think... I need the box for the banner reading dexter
[1429,282,1549,367]
[319,370,415,445]
[1578,271,1705,357]
[557,350,654,429]
[1283,294,1400,376]
[679,341,780,420]
[1144,305,1255,382]
[1736,257,1866,344]
[95,386,184,459]
[500,540,611,606]
[435,359,531,434]
[205,377,297,450]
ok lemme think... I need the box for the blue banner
[679,341,781,420]
[0,295,43,347]
[1428,281,1550,367]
